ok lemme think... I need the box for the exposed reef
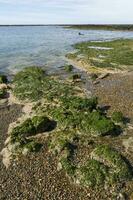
[66,39,133,72]
[0,63,133,199]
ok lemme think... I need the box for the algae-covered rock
[49,131,77,154]
[76,159,108,187]
[60,96,98,112]
[112,111,124,123]
[89,115,115,136]
[80,111,115,136]
[49,96,116,137]
[0,75,8,84]
[91,145,132,184]
[13,67,46,101]
[32,115,51,132]
[13,66,74,102]
[11,119,36,143]
[64,64,74,72]
[9,115,52,156]
[22,140,42,154]
[56,141,132,188]
[11,115,52,144]
[60,157,76,176]
[90,73,98,81]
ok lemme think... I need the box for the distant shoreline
[66,24,133,31]
[0,24,133,31]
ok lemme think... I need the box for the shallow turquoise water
[0,26,133,74]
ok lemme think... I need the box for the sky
[0,0,133,25]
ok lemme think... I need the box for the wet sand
[93,72,133,123]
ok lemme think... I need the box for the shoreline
[66,24,133,31]
[66,57,129,74]
[0,39,133,199]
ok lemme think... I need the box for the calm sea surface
[0,26,133,74]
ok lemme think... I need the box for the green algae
[112,111,124,123]
[10,115,53,154]
[57,142,132,188]
[91,145,132,184]
[66,39,133,70]
[11,115,52,143]
[10,67,133,190]
[64,64,74,72]
[77,159,108,187]
[13,67,74,102]
[0,75,8,84]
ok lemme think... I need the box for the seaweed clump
[66,39,133,70]
[91,145,132,184]
[76,159,108,187]
[0,75,8,84]
[112,111,124,123]
[10,115,52,154]
[13,67,46,101]
[48,96,116,137]
[56,142,132,188]
[13,67,74,102]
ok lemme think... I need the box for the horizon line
[0,24,133,26]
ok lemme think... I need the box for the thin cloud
[0,0,133,24]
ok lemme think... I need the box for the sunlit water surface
[0,26,133,74]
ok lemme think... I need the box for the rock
[90,73,98,81]
[22,148,29,156]
[0,147,12,169]
[93,80,100,85]
[98,73,109,80]
[0,83,8,90]
[123,137,133,152]
[117,193,126,200]
[57,162,62,171]
[0,99,8,106]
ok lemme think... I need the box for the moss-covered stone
[91,145,132,184]
[13,66,74,102]
[58,144,132,188]
[76,159,108,187]
[11,115,52,144]
[49,131,77,154]
[22,140,42,153]
[80,111,116,136]
[13,67,46,101]
[32,115,51,132]
[60,96,98,112]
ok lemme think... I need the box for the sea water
[0,25,133,74]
